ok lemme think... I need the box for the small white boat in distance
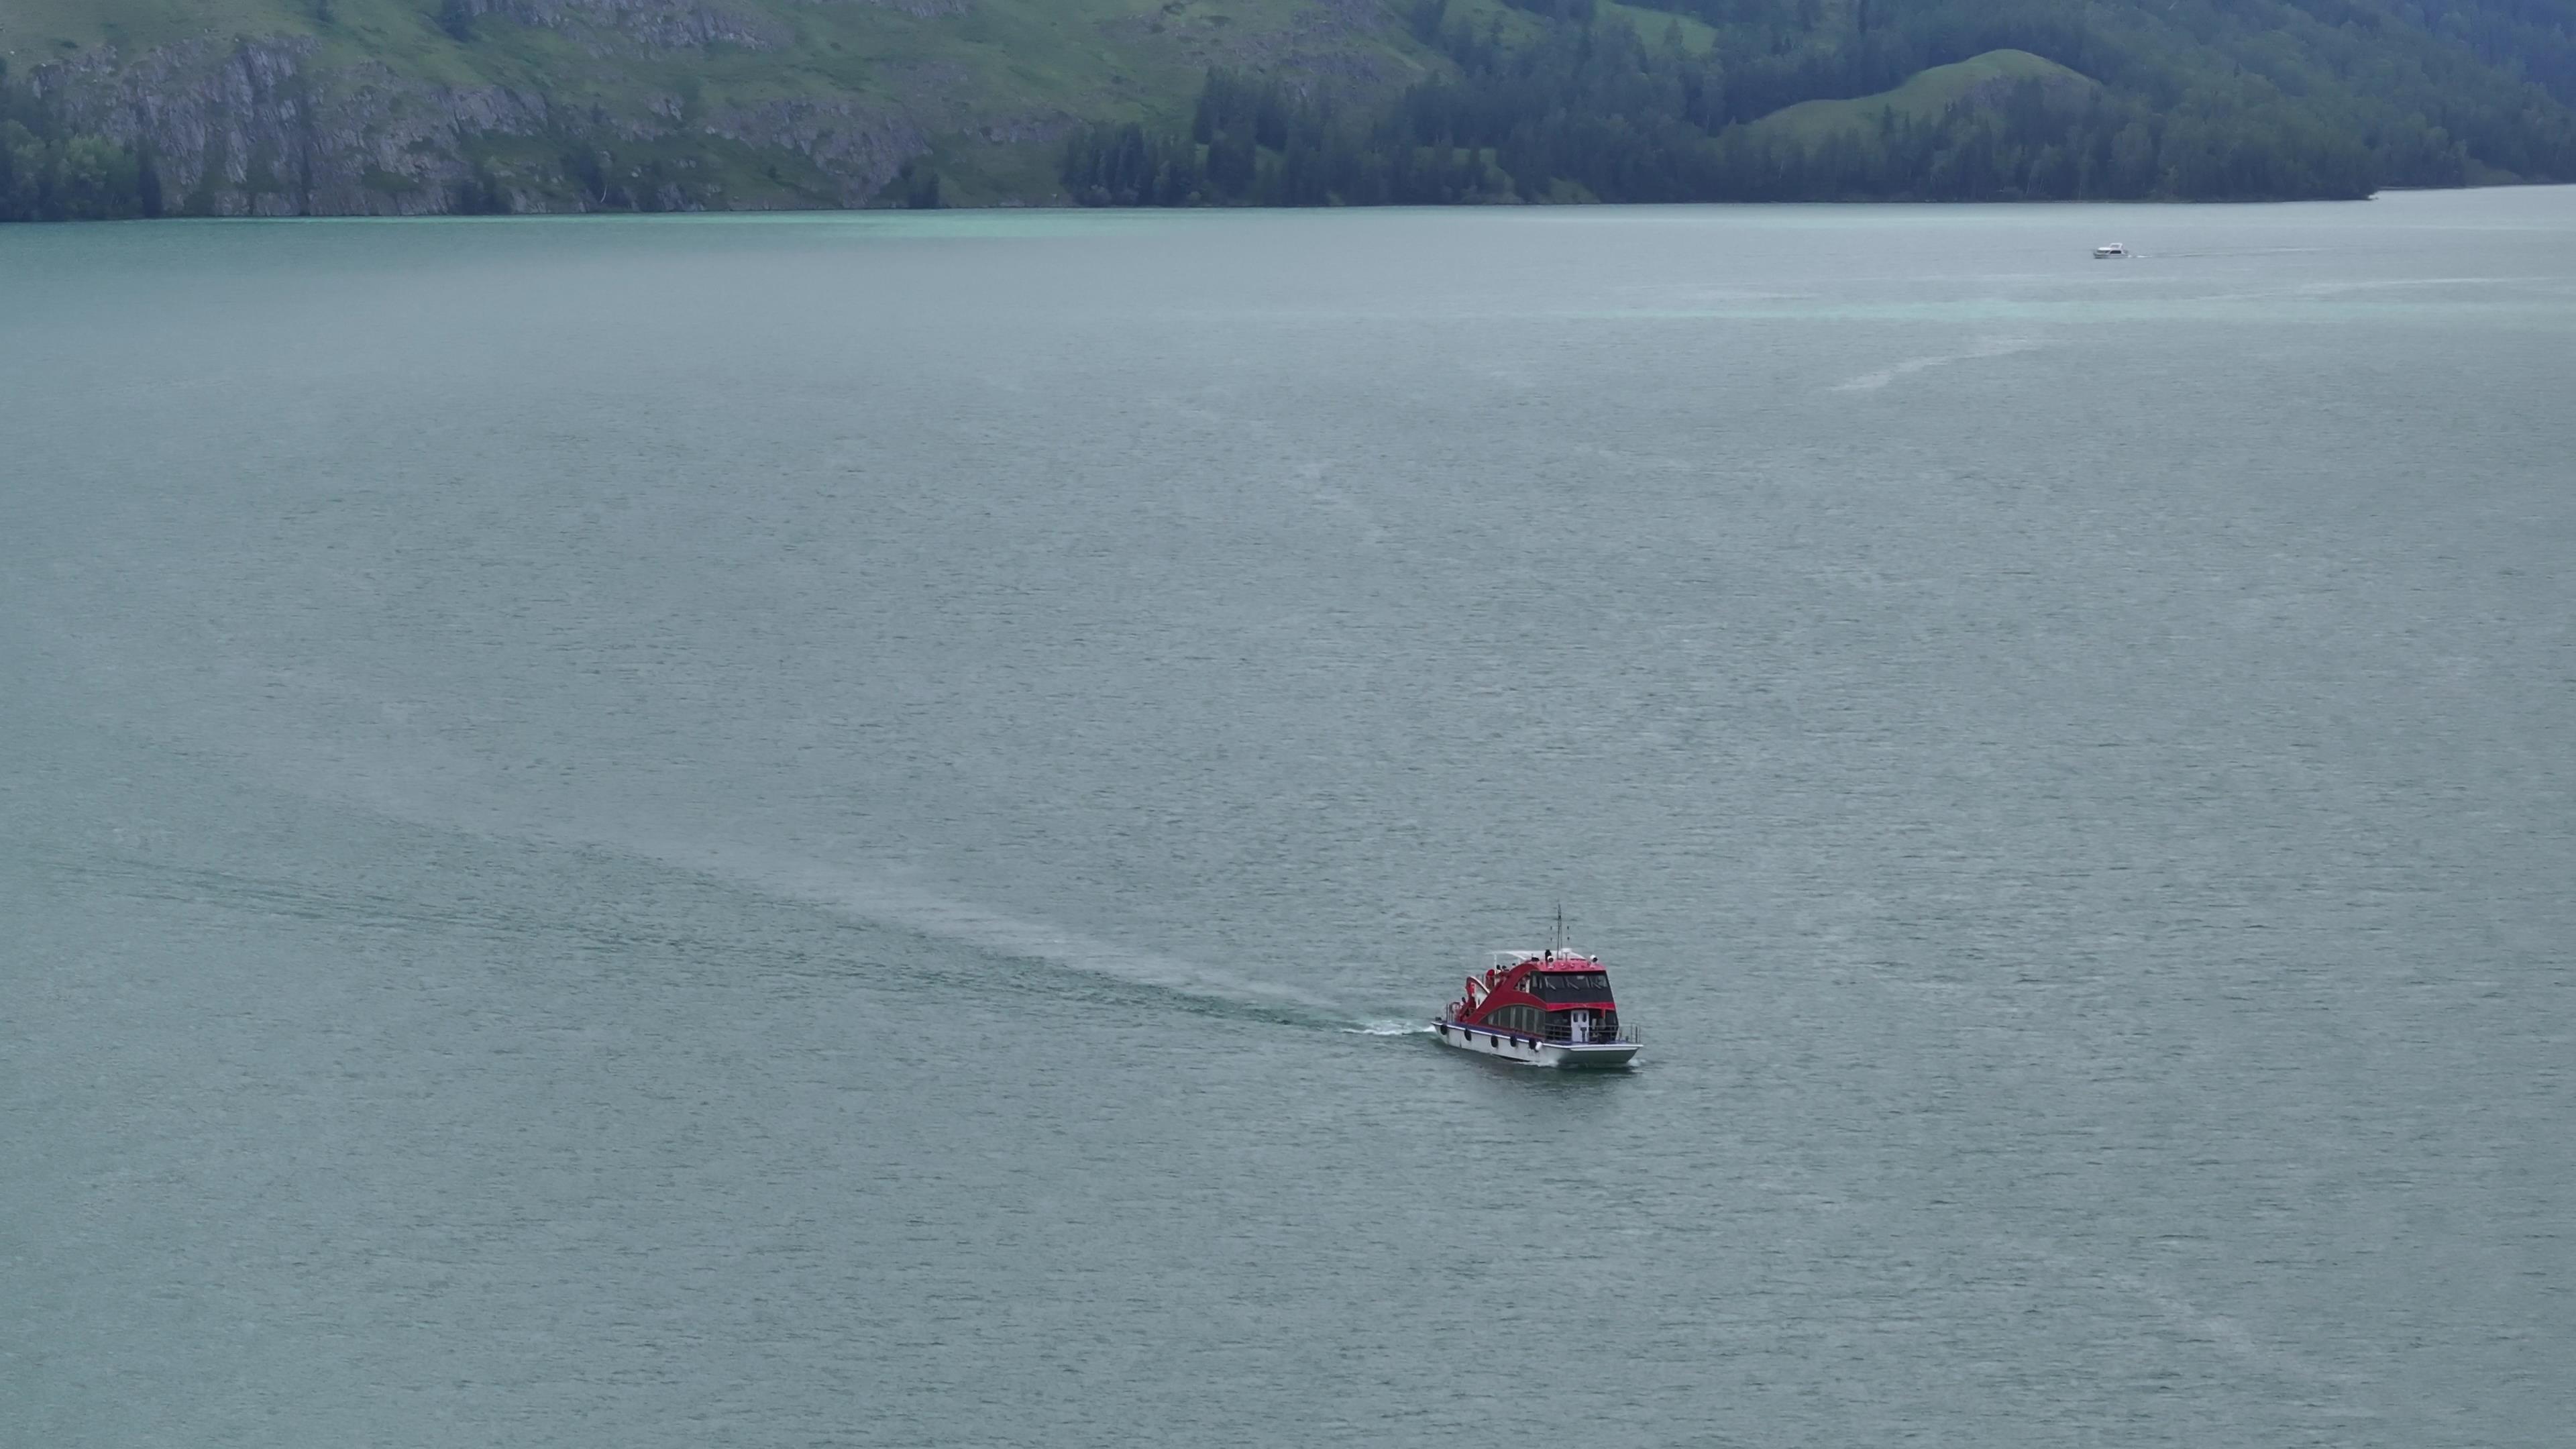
[2094,241,2129,259]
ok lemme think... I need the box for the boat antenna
[1552,904,1566,956]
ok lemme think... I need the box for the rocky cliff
[0,0,1424,215]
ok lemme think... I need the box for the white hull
[1434,1020,1638,1069]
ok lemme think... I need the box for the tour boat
[2093,241,2129,259]
[1434,918,1640,1069]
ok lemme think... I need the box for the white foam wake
[633,838,1350,1020]
[1833,336,2040,392]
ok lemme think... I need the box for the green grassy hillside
[1743,49,2096,148]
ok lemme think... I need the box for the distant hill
[1741,49,2096,148]
[4,0,2575,218]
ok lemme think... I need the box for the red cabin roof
[1453,952,1617,1027]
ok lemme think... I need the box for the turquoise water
[5,191,2571,1446]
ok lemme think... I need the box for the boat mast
[1552,904,1566,957]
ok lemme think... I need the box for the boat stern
[1542,1040,1640,1070]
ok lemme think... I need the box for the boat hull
[1433,1020,1638,1069]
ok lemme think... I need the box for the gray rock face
[44,38,552,216]
[25,32,920,216]
[460,0,794,52]
[8,0,1422,216]
[704,99,925,207]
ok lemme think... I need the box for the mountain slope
[1063,0,2576,205]
[1741,49,2096,148]
[0,0,1436,216]
[3,0,2575,217]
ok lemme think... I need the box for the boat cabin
[1450,949,1625,1045]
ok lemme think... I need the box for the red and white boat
[1435,919,1640,1069]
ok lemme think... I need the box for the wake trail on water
[619,837,1408,1033]
[1831,335,2039,392]
[220,755,1418,1037]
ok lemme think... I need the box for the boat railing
[1489,949,1597,968]
[1540,1022,1641,1046]
[1442,1018,1641,1046]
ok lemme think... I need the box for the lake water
[5,191,2571,1447]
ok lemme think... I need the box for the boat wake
[215,759,1403,1036]
[1342,1019,1434,1037]
[1831,335,2039,392]
[586,837,1409,1032]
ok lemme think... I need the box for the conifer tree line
[1065,0,2576,205]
